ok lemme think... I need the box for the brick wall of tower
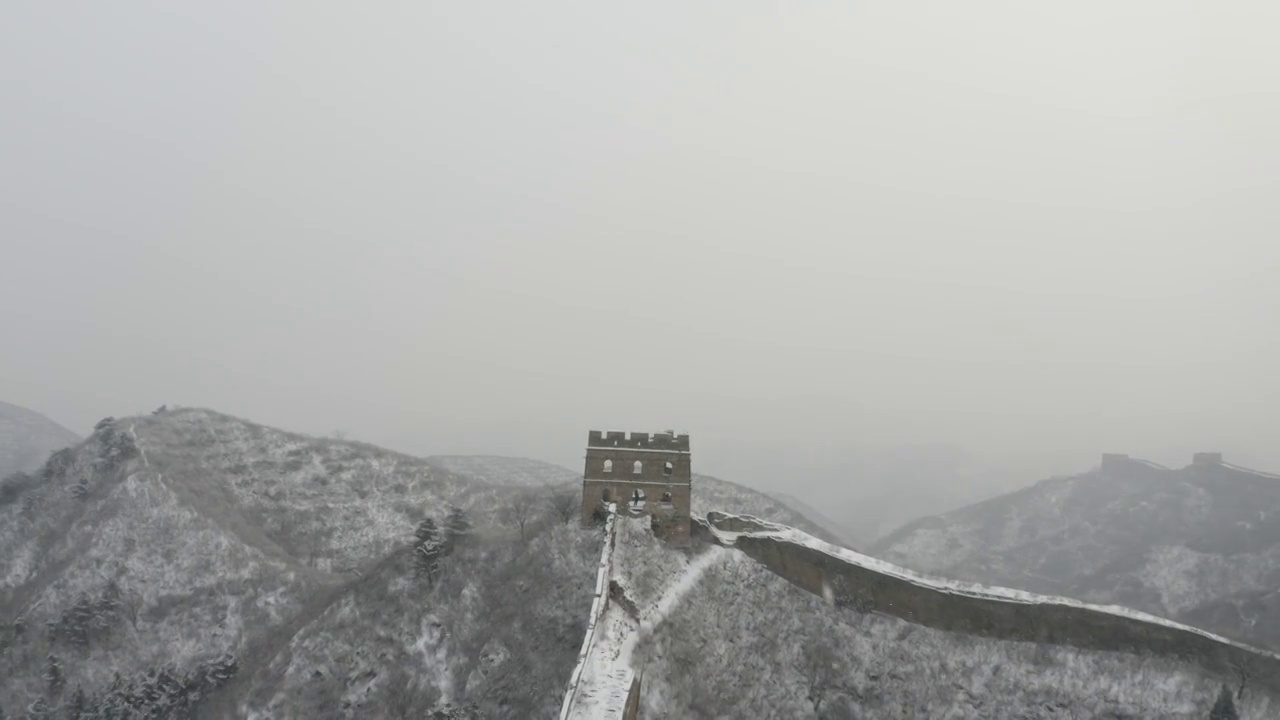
[580,430,692,546]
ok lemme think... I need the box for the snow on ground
[617,546,728,669]
[565,515,727,720]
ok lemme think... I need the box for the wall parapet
[559,503,619,720]
[588,430,689,452]
[706,512,1280,694]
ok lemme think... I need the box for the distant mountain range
[6,408,1273,717]
[872,454,1280,651]
[0,400,80,478]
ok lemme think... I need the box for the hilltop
[872,455,1280,650]
[0,400,80,478]
[0,408,599,718]
[422,453,846,546]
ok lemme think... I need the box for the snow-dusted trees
[43,654,64,695]
[0,471,37,508]
[46,582,123,647]
[25,699,50,719]
[414,509,473,581]
[66,686,88,720]
[41,448,75,482]
[56,654,239,718]
[443,506,471,549]
[415,518,445,581]
[1211,684,1239,720]
[794,636,858,715]
[91,416,138,471]
[546,487,579,524]
[501,491,538,542]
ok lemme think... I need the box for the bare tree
[502,492,537,542]
[545,486,579,525]
[384,666,437,719]
[1228,654,1256,701]
[794,636,857,716]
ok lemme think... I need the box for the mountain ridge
[871,455,1280,651]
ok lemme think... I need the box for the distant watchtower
[581,430,692,546]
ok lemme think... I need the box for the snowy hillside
[688,474,845,545]
[425,455,580,488]
[872,457,1280,651]
[0,400,80,478]
[609,515,1278,718]
[0,408,600,718]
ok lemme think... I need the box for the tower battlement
[1101,453,1131,471]
[588,430,690,452]
[581,428,692,546]
[1193,452,1223,466]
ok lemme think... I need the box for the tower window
[664,461,674,476]
[633,460,642,475]
[603,459,613,473]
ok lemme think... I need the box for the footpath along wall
[559,503,641,720]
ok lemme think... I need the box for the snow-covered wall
[559,504,620,719]
[706,512,1280,695]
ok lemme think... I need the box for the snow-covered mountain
[871,455,1280,651]
[0,400,80,479]
[0,408,598,718]
[8,410,1271,718]
[579,513,1279,718]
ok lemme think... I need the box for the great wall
[559,437,1280,717]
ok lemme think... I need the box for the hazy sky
[3,2,1279,508]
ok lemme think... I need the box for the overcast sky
[3,2,1279,508]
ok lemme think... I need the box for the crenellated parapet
[588,430,690,452]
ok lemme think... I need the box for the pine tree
[415,518,444,581]
[70,476,90,500]
[414,518,440,545]
[44,653,65,694]
[1210,684,1239,720]
[67,685,89,720]
[25,699,50,719]
[443,506,471,554]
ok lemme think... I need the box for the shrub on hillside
[46,583,123,647]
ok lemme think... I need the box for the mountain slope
[0,408,599,718]
[871,456,1280,650]
[0,400,80,478]
[602,514,1279,719]
[425,455,579,488]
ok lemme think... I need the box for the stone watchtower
[581,430,692,546]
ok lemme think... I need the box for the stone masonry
[581,430,692,546]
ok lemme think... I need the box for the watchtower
[581,430,692,546]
